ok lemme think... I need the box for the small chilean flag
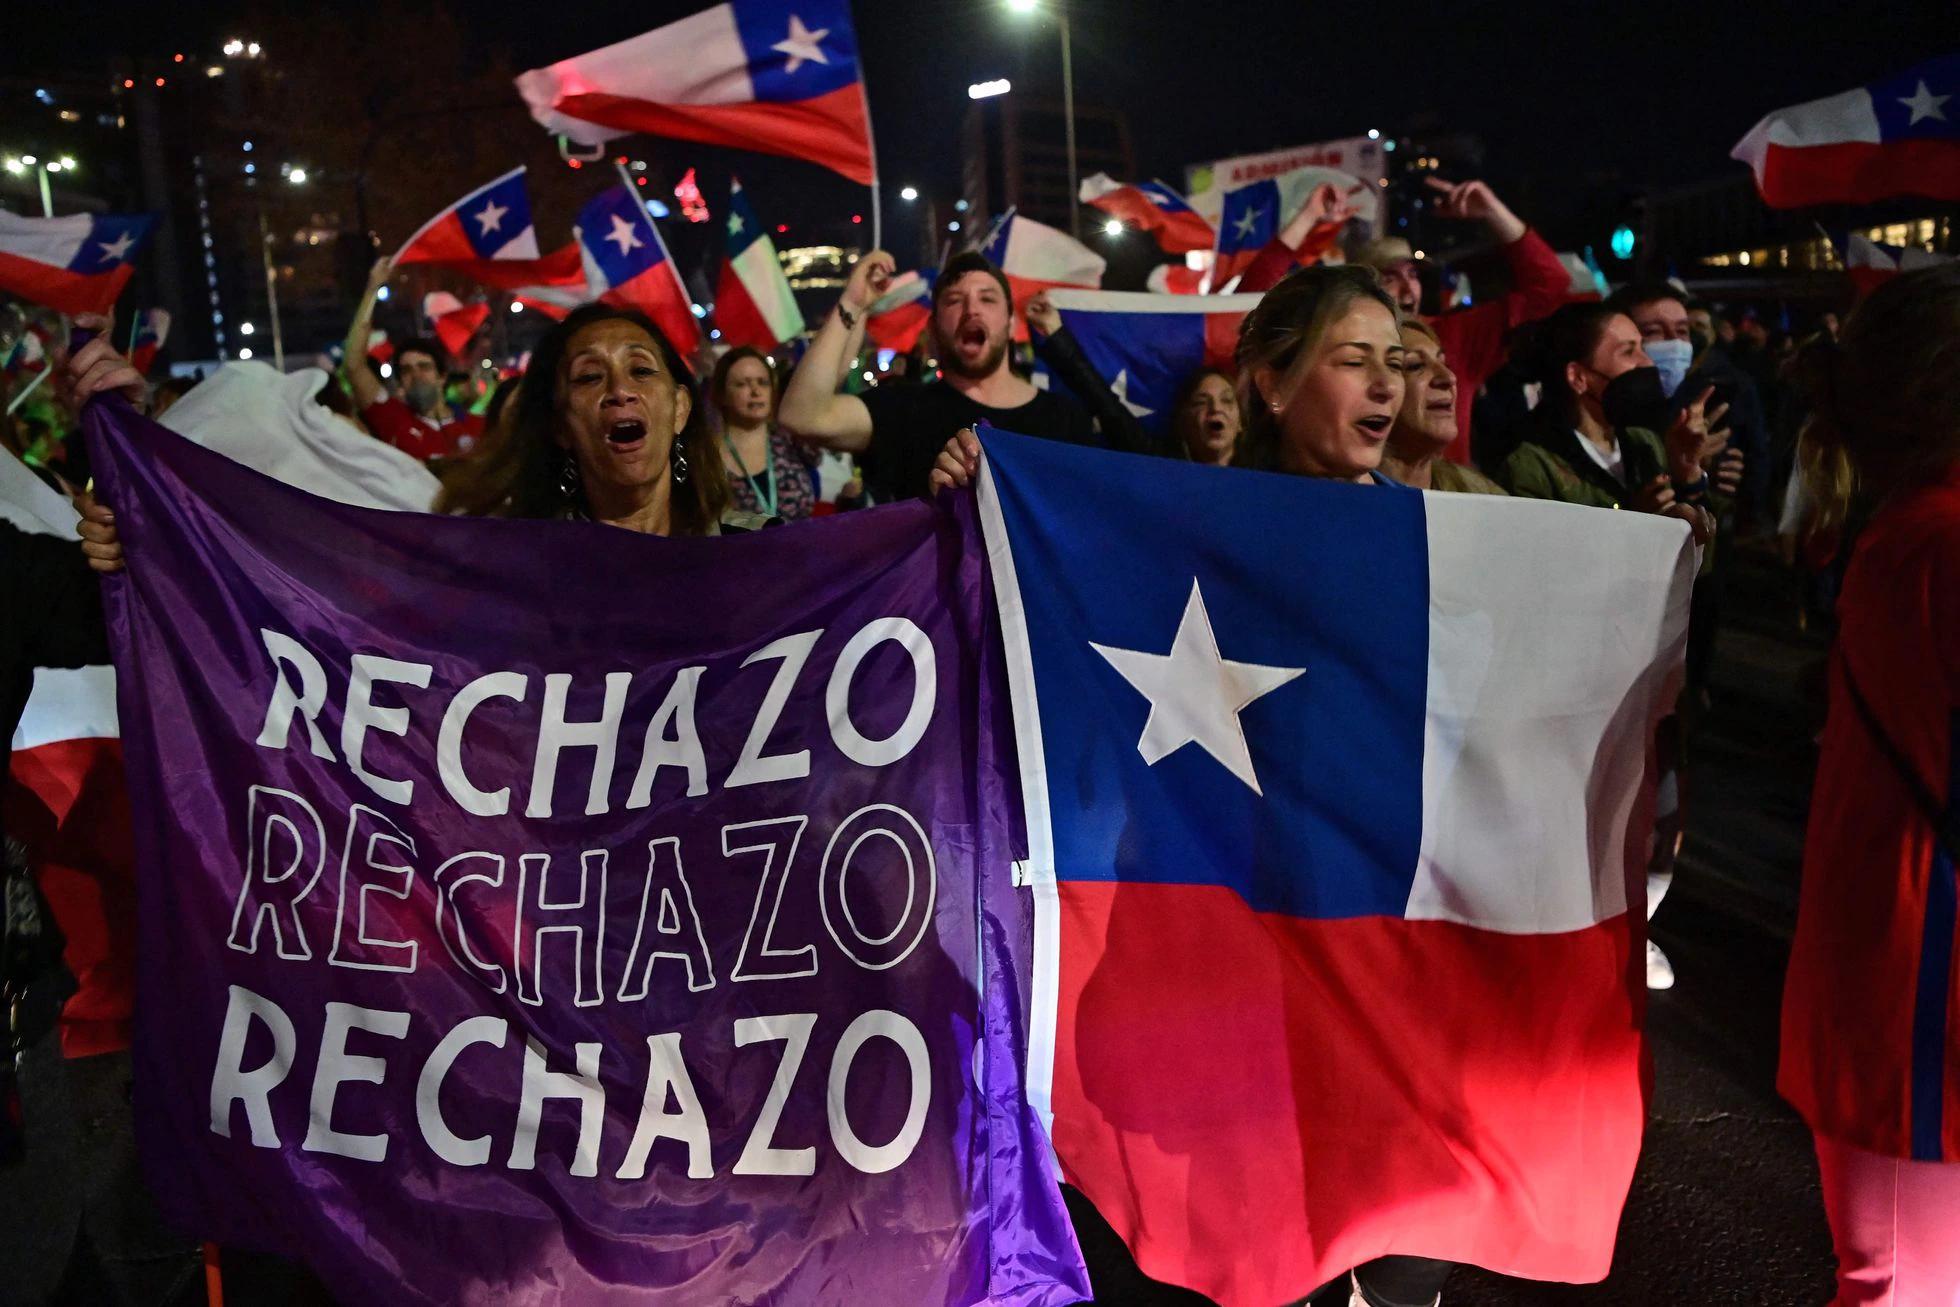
[393,167,586,292]
[1038,290,1259,435]
[1842,231,1953,295]
[1733,54,1960,209]
[575,187,702,357]
[516,0,876,187]
[129,308,170,375]
[714,178,805,350]
[1079,175,1214,254]
[865,270,933,351]
[0,210,154,316]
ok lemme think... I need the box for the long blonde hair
[1232,264,1401,471]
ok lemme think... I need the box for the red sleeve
[1499,228,1573,329]
[1235,240,1302,293]
[1429,229,1570,463]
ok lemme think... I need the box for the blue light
[645,198,671,218]
[376,285,390,301]
[1610,225,1636,261]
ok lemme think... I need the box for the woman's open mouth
[606,417,647,448]
[1354,414,1393,439]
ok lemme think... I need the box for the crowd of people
[3,167,1957,1307]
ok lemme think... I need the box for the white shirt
[1572,429,1625,483]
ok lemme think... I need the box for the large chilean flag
[1733,54,1960,208]
[575,187,702,357]
[714,178,805,350]
[516,0,876,186]
[0,210,154,317]
[392,167,586,293]
[976,430,1696,1306]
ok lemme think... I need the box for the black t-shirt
[857,380,1098,502]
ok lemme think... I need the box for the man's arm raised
[777,250,896,454]
[340,257,393,411]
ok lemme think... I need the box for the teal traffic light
[1610,224,1636,261]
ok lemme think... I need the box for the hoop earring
[672,443,690,485]
[556,449,581,501]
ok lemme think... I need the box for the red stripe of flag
[0,250,133,317]
[555,84,875,186]
[1051,880,1644,1305]
[1755,138,1960,209]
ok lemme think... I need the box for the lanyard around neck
[723,430,778,516]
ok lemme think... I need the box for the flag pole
[613,160,699,343]
[862,97,884,254]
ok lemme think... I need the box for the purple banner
[86,404,1086,1306]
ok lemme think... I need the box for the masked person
[1611,283,1763,531]
[340,257,486,464]
[778,250,1102,502]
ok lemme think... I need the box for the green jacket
[1501,424,1671,509]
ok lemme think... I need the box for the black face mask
[1598,365,1669,433]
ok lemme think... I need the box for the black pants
[1351,1255,1453,1307]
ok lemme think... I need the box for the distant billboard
[1186,136,1388,234]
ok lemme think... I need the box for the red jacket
[1238,229,1570,464]
[1780,460,1960,1161]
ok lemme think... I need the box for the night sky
[7,0,1956,255]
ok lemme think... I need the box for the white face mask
[1646,338,1693,398]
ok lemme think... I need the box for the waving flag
[3,448,134,1059]
[715,178,805,350]
[393,168,587,293]
[1208,178,1281,292]
[128,308,170,376]
[1079,175,1214,254]
[977,430,1694,1305]
[1733,54,1960,208]
[865,270,933,351]
[1841,231,1954,294]
[84,403,1086,1307]
[0,210,154,316]
[1039,290,1258,435]
[516,0,876,186]
[575,187,701,356]
[420,293,493,362]
[981,212,1105,322]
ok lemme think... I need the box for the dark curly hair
[434,304,728,531]
[1794,263,1960,533]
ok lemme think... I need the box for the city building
[961,95,1133,235]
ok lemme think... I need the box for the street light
[967,79,1011,99]
[900,186,919,201]
[6,154,59,215]
[1004,0,1079,238]
[58,157,75,170]
[1103,218,1123,236]
[287,167,308,184]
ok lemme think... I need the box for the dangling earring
[556,449,581,501]
[672,443,690,485]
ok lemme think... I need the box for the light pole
[1006,0,1078,239]
[3,154,74,217]
[257,165,308,371]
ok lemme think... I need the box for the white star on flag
[604,213,644,257]
[473,199,509,236]
[1898,79,1950,125]
[728,211,745,237]
[1232,207,1261,240]
[772,15,831,75]
[1091,579,1303,794]
[1111,369,1154,419]
[95,230,136,264]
